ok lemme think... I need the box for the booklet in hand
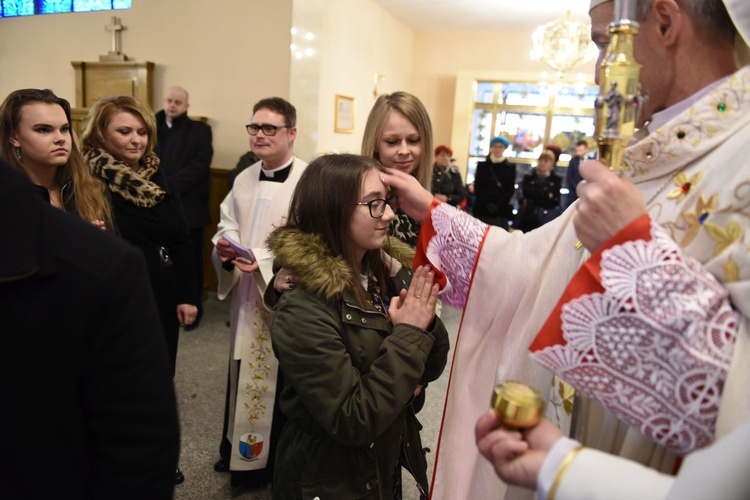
[223,235,256,264]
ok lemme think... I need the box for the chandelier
[530,12,596,77]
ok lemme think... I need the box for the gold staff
[575,0,645,250]
[594,0,644,172]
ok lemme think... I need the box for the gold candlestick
[594,0,644,172]
[575,0,644,251]
[490,382,545,430]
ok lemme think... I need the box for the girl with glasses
[266,153,449,499]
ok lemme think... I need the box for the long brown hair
[275,153,391,307]
[0,88,114,230]
[361,91,434,190]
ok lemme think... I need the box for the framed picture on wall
[335,95,355,133]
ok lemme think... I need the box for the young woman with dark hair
[266,153,449,499]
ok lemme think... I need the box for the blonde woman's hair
[0,88,114,230]
[81,95,157,158]
[361,91,434,190]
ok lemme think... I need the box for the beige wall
[0,3,596,173]
[0,0,293,170]
[314,0,414,157]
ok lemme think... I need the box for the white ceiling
[372,0,592,32]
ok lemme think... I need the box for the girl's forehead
[361,169,387,192]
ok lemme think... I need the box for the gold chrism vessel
[490,382,545,430]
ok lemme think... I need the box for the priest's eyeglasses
[356,195,399,218]
[246,123,292,136]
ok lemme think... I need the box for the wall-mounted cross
[105,16,125,54]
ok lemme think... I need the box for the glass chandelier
[530,11,596,77]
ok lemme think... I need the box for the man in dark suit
[564,139,589,208]
[0,161,180,500]
[155,86,214,330]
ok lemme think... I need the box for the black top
[473,157,517,219]
[0,161,180,500]
[108,167,197,371]
[431,164,466,206]
[154,110,213,228]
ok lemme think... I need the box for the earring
[14,147,22,160]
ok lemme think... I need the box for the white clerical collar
[261,156,294,177]
[647,75,731,133]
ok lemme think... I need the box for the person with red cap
[431,144,466,207]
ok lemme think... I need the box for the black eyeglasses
[246,123,291,136]
[356,195,399,218]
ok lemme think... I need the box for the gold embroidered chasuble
[424,67,750,500]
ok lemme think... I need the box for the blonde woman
[81,96,197,484]
[362,91,434,246]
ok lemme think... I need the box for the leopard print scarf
[85,148,165,208]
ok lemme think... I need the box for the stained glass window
[466,79,598,184]
[2,1,35,16]
[1,0,129,16]
[39,1,72,14]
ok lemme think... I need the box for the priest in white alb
[211,97,308,486]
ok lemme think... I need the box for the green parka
[266,229,450,500]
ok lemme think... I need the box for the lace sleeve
[419,203,488,308]
[531,220,738,455]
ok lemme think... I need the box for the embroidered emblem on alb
[531,225,738,455]
[426,204,486,308]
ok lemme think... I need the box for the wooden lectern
[70,17,154,138]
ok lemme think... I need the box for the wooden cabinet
[70,60,154,138]
[71,60,154,107]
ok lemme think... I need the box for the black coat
[0,162,179,500]
[516,169,563,232]
[565,155,585,207]
[473,158,517,219]
[108,167,197,371]
[154,110,213,228]
[431,164,466,206]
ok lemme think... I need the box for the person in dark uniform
[155,86,213,330]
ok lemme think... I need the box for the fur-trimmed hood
[267,229,415,301]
